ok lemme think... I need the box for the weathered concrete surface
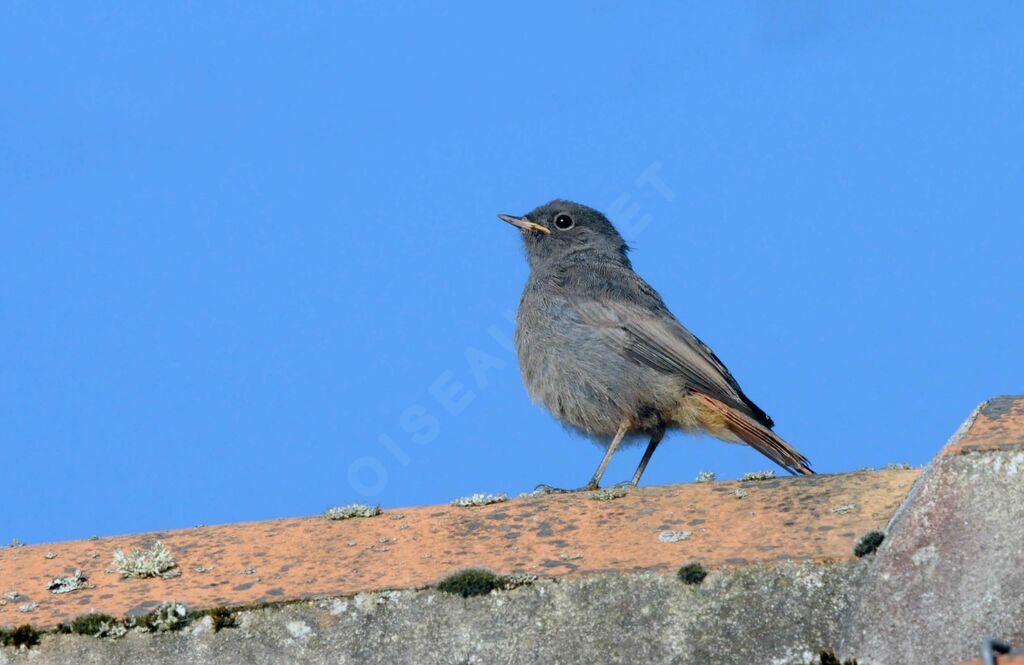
[0,564,863,665]
[842,396,1024,665]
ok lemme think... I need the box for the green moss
[62,604,236,639]
[436,569,508,597]
[853,531,885,557]
[817,649,858,665]
[70,613,119,636]
[677,563,708,585]
[207,607,237,632]
[0,624,40,648]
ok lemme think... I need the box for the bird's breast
[514,284,674,437]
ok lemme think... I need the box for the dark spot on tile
[982,396,1020,419]
[688,519,706,526]
[503,532,521,540]
[266,587,284,596]
[234,583,254,591]
[487,512,510,521]
[725,558,749,565]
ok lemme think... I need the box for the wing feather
[566,275,772,427]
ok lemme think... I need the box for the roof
[0,469,917,630]
[2,395,1023,665]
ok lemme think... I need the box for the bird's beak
[497,214,550,235]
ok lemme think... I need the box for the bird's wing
[552,265,811,474]
[563,269,773,427]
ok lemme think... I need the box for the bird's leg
[629,425,666,487]
[531,422,631,494]
[582,422,630,491]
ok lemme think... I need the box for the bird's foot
[530,483,572,496]
[530,482,600,496]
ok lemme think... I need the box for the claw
[531,482,603,495]
[532,484,571,495]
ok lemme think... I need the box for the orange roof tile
[942,395,1024,456]
[0,468,917,630]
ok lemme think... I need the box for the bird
[498,199,812,491]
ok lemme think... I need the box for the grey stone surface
[1,563,862,665]
[842,448,1024,665]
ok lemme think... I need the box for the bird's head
[497,200,631,270]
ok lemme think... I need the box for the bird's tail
[692,393,814,476]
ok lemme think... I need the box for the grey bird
[499,200,812,490]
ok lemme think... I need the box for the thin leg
[629,426,666,487]
[584,422,630,491]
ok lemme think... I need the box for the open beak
[497,214,550,235]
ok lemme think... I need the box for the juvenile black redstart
[499,200,812,490]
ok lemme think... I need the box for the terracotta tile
[0,469,917,629]
[943,395,1024,456]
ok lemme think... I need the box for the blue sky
[2,3,1022,544]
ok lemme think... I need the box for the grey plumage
[500,200,812,489]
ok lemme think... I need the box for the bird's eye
[554,213,574,230]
